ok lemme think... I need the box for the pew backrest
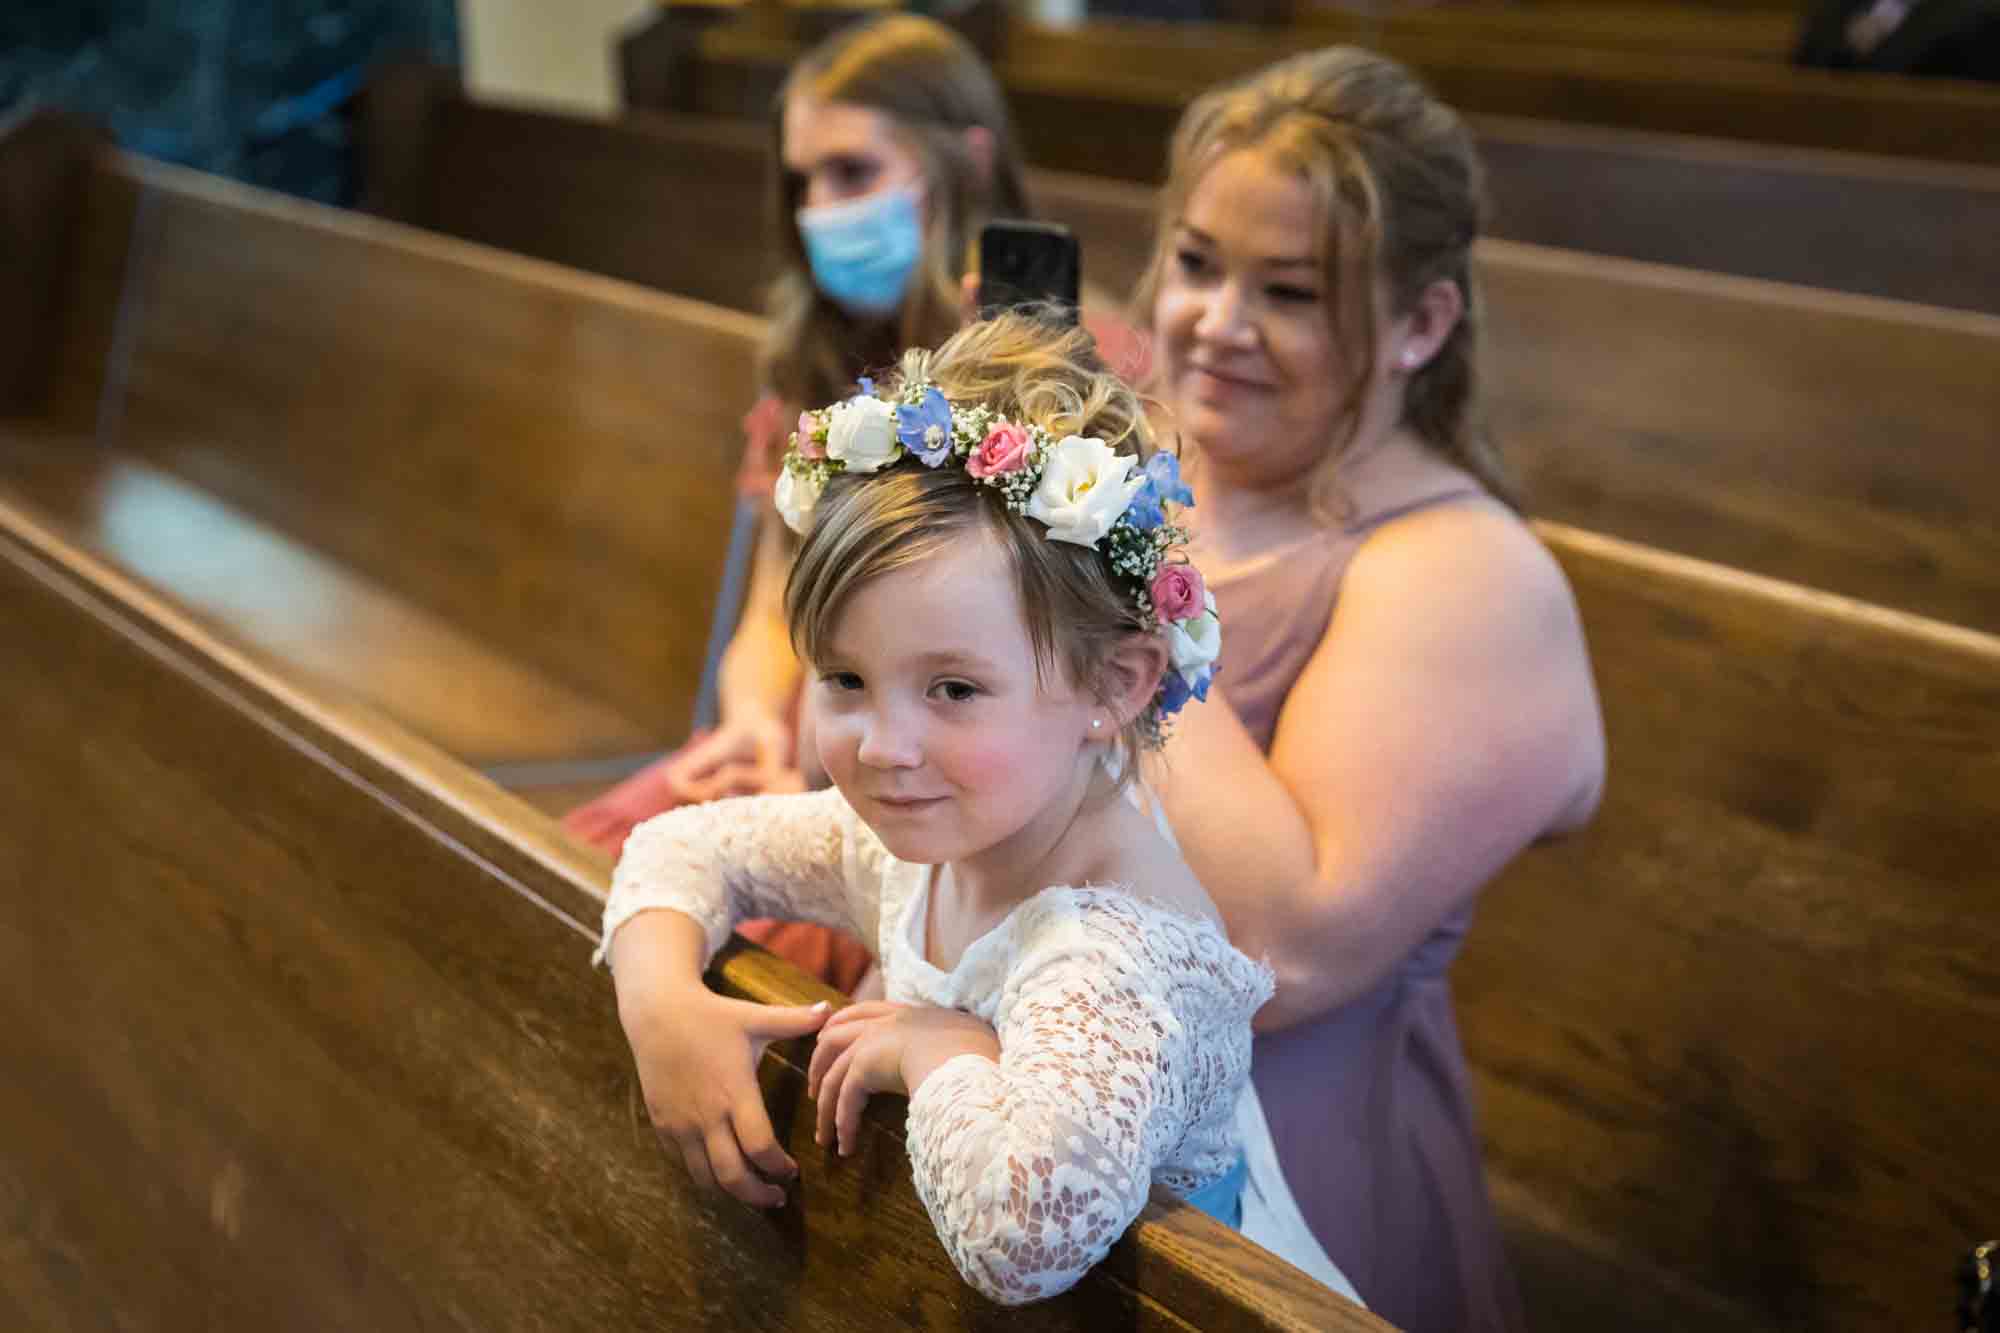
[9,131,763,751]
[0,493,1388,1332]
[352,95,2000,635]
[1475,521,2000,1332]
[651,14,2000,175]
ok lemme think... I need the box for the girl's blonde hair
[762,16,1033,412]
[785,314,1165,773]
[1136,46,1516,513]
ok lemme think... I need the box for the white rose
[1166,591,1221,685]
[1024,435,1144,547]
[774,466,823,535]
[824,394,900,474]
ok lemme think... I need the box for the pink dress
[1214,489,1526,1333]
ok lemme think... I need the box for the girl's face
[1152,146,1355,490]
[811,526,1099,871]
[782,94,928,215]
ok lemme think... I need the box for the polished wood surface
[351,98,2000,634]
[61,150,759,752]
[1289,1,1799,59]
[373,73,2000,315]
[1481,522,2000,1332]
[0,110,97,413]
[0,110,133,434]
[670,16,2000,170]
[0,442,654,764]
[1466,114,2000,316]
[0,493,1389,1332]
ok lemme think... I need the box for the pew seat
[0,440,655,765]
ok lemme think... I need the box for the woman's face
[1153,147,1354,489]
[782,94,928,214]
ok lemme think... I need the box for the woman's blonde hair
[785,314,1166,771]
[1137,46,1515,513]
[763,16,1033,411]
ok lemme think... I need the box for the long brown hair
[1137,46,1515,512]
[763,16,1032,412]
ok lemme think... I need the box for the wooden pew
[0,114,762,771]
[0,494,1381,1331]
[6,119,1994,1330]
[1468,525,2000,1332]
[654,14,2000,170]
[348,97,2000,636]
[367,69,2000,317]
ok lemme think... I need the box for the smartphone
[978,220,1081,326]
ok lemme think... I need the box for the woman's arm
[1153,507,1605,1031]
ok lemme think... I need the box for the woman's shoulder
[1345,495,1579,640]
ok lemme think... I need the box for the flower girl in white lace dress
[598,315,1331,1306]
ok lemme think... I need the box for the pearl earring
[1091,718,1103,731]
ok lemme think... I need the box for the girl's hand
[663,713,798,803]
[621,984,831,1208]
[808,1002,1001,1157]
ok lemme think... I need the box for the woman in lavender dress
[1137,48,1607,1333]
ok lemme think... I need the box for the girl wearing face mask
[564,16,1143,991]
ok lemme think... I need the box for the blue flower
[1158,663,1216,718]
[1125,451,1195,531]
[897,386,955,467]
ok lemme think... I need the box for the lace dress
[598,787,1276,1306]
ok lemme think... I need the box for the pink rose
[967,422,1032,478]
[1150,563,1206,624]
[795,411,825,460]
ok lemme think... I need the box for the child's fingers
[745,998,832,1044]
[816,1045,856,1150]
[705,1122,784,1209]
[672,1129,716,1194]
[819,1000,897,1029]
[807,1018,856,1101]
[730,1100,798,1183]
[835,1049,875,1157]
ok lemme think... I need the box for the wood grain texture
[1286,2,1799,60]
[990,19,2000,166]
[0,443,656,764]
[0,109,131,434]
[350,98,2000,634]
[0,494,1386,1332]
[100,151,763,747]
[1482,521,2000,1331]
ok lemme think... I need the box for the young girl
[597,315,1348,1305]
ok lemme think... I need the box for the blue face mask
[797,181,924,316]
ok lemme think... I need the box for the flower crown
[776,375,1220,722]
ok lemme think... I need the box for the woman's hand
[807,1002,1000,1156]
[662,712,801,804]
[620,980,831,1208]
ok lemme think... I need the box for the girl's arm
[901,895,1253,1306]
[597,787,885,971]
[601,789,891,1209]
[1151,506,1606,1031]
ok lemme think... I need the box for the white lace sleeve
[902,892,1261,1306]
[594,788,890,969]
